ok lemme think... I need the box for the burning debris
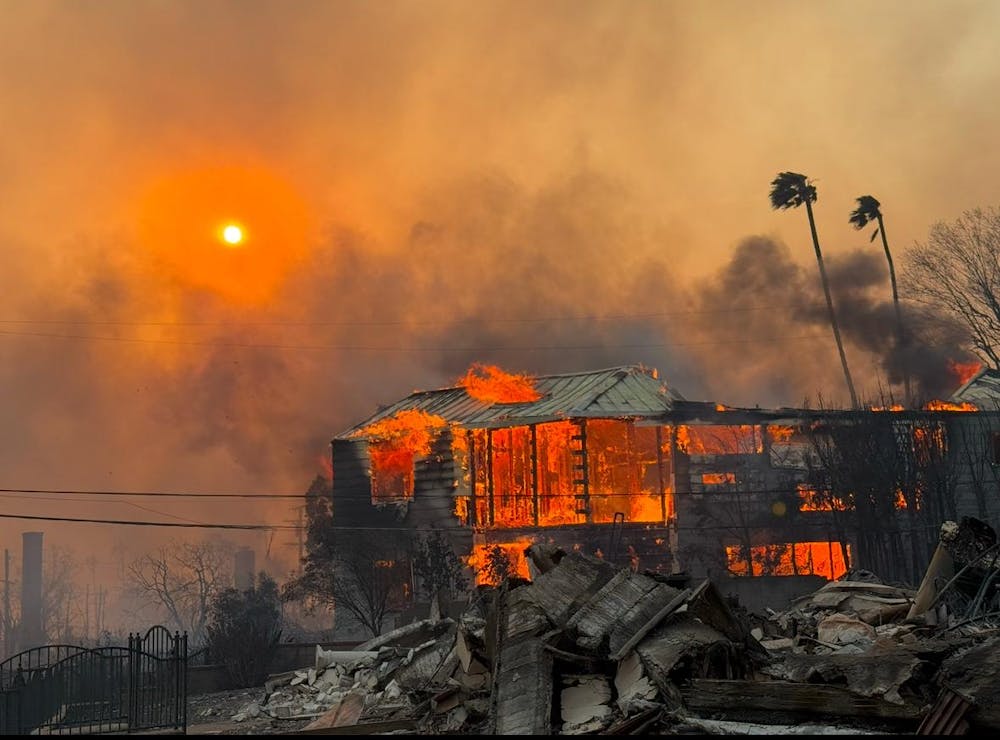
[230,520,1000,734]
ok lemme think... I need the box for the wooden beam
[682,679,921,723]
[609,587,691,661]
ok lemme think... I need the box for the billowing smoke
[683,236,975,407]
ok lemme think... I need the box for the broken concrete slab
[817,613,877,646]
[301,689,365,731]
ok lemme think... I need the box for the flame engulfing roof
[949,367,1000,409]
[336,365,684,439]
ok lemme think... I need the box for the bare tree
[126,539,234,645]
[413,530,466,612]
[903,206,1000,367]
[282,528,409,638]
[42,546,84,643]
[283,477,414,638]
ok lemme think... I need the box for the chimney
[234,547,255,591]
[21,532,44,648]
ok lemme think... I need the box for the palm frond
[849,194,881,230]
[769,171,815,210]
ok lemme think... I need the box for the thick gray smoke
[684,236,976,407]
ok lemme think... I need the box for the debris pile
[236,517,1000,734]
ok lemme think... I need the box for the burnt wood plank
[682,679,920,722]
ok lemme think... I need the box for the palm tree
[769,172,859,407]
[850,195,910,403]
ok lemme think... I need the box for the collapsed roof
[336,365,684,439]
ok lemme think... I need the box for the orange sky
[1,0,999,593]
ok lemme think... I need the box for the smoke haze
[1,1,999,602]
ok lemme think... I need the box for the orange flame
[924,400,978,412]
[459,363,541,404]
[702,472,735,485]
[948,359,983,386]
[768,425,795,444]
[726,541,849,580]
[354,409,448,502]
[870,404,904,412]
[797,483,848,512]
[318,454,333,481]
[468,537,534,585]
[676,425,763,454]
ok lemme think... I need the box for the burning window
[490,427,535,527]
[701,472,736,486]
[536,421,584,526]
[587,420,667,524]
[677,425,764,455]
[458,419,672,529]
[725,542,849,580]
[354,409,447,504]
[797,483,849,512]
[370,441,415,501]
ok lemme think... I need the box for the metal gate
[0,627,187,735]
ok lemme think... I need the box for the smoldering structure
[329,363,1000,609]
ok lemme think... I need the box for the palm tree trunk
[877,213,911,404]
[805,200,859,407]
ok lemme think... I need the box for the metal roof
[950,368,1000,408]
[336,365,685,439]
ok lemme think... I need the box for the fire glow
[459,363,542,404]
[726,542,849,580]
[354,409,447,502]
[948,359,983,387]
[453,419,671,528]
[924,400,978,412]
[468,538,534,585]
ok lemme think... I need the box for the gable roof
[336,365,684,439]
[950,367,1000,408]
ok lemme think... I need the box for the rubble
[235,517,1000,734]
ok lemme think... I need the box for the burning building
[332,365,682,587]
[330,363,1000,609]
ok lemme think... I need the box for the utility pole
[3,549,11,657]
[297,506,305,567]
[282,505,307,575]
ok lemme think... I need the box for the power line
[0,488,304,499]
[0,513,299,530]
[0,328,830,352]
[0,493,206,524]
[0,304,804,328]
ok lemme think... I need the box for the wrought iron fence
[0,627,186,735]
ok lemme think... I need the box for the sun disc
[222,224,243,245]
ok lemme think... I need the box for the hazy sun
[137,165,312,304]
[222,223,244,245]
